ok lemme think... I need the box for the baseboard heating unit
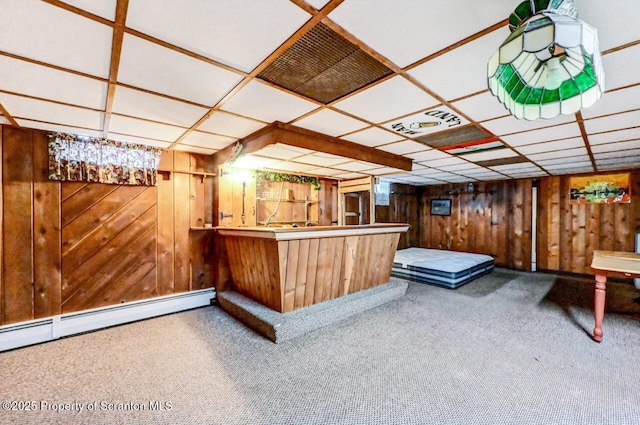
[0,288,215,352]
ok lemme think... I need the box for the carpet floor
[1,268,639,425]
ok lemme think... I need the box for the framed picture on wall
[430,199,451,216]
[569,172,631,204]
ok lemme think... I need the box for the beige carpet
[1,268,639,425]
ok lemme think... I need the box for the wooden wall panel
[375,183,421,249]
[537,169,640,274]
[2,127,34,323]
[32,131,61,319]
[0,126,217,325]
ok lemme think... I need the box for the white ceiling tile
[580,1,640,51]
[580,85,640,119]
[112,86,208,127]
[334,172,367,180]
[516,138,586,155]
[600,44,640,91]
[408,28,507,101]
[583,110,640,134]
[119,34,243,106]
[222,80,319,123]
[0,117,10,125]
[424,157,468,168]
[0,1,112,78]
[593,149,640,160]
[411,168,446,176]
[438,163,484,172]
[596,156,640,166]
[463,148,519,162]
[588,127,640,145]
[367,167,403,176]
[597,163,635,172]
[17,119,102,138]
[460,170,504,179]
[502,123,582,147]
[329,0,512,68]
[481,113,575,136]
[544,161,595,171]
[60,0,117,20]
[108,115,185,142]
[180,131,235,150]
[293,109,368,137]
[406,150,451,161]
[0,93,103,130]
[440,176,476,183]
[342,127,404,147]
[536,156,592,166]
[306,167,344,177]
[334,161,379,172]
[377,141,429,155]
[126,0,309,73]
[527,147,589,161]
[107,132,172,149]
[0,56,107,109]
[490,163,540,172]
[549,166,595,175]
[306,0,331,10]
[295,153,348,167]
[333,76,438,123]
[414,170,460,180]
[255,144,313,160]
[196,111,265,138]
[173,144,216,155]
[590,140,640,153]
[452,92,511,122]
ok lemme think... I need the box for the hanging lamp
[487,0,605,120]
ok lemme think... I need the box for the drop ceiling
[1,0,639,185]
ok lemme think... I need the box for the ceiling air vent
[257,23,393,104]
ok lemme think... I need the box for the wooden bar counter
[216,224,409,313]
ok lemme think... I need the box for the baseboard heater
[0,288,215,352]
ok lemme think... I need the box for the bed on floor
[391,248,494,289]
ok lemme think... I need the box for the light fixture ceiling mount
[488,0,605,120]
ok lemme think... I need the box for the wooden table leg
[593,273,607,343]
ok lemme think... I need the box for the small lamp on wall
[487,0,604,120]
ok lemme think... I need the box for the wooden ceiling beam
[211,121,412,171]
[102,0,128,137]
[0,102,19,127]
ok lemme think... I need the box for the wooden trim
[103,0,130,137]
[0,103,19,127]
[0,125,3,323]
[602,38,640,56]
[42,0,114,26]
[216,223,409,240]
[0,90,104,113]
[575,111,597,172]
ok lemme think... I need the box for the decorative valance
[48,133,162,186]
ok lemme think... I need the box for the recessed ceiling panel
[61,0,117,20]
[329,0,512,68]
[591,140,640,153]
[258,23,392,104]
[501,122,582,147]
[221,80,319,123]
[108,115,185,142]
[599,44,640,91]
[196,111,265,138]
[583,110,640,134]
[118,34,243,107]
[0,93,103,130]
[408,28,507,101]
[517,138,586,155]
[0,56,107,110]
[377,141,430,155]
[341,127,404,147]
[293,109,368,137]
[452,92,511,122]
[526,147,589,161]
[126,0,310,73]
[18,119,102,138]
[112,86,208,127]
[482,113,575,137]
[580,85,640,119]
[333,76,438,123]
[406,149,452,161]
[0,1,112,78]
[179,131,235,151]
[588,128,640,145]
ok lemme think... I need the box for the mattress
[391,248,494,289]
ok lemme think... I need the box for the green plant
[256,170,321,190]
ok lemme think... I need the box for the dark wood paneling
[375,183,421,249]
[32,131,61,319]
[2,127,34,323]
[537,170,640,274]
[156,168,175,296]
[173,172,191,292]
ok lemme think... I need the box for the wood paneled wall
[420,180,532,270]
[375,183,422,249]
[0,126,215,326]
[537,170,640,274]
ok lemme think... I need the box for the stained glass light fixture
[488,0,604,120]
